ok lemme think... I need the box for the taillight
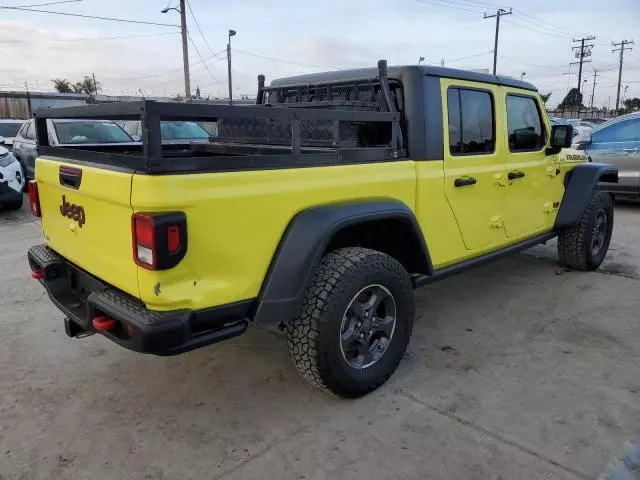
[28,180,41,217]
[132,212,187,270]
[133,214,156,268]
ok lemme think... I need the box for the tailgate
[36,157,139,298]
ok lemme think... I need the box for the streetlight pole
[418,56,425,65]
[227,29,236,105]
[161,0,190,100]
[520,72,526,80]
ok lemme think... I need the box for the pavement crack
[396,389,591,480]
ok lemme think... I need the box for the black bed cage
[33,60,405,174]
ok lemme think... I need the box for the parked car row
[9,118,218,185]
[572,111,640,197]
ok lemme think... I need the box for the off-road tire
[558,190,613,271]
[3,193,23,210]
[286,247,414,398]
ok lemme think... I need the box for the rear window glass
[160,122,209,140]
[0,122,24,137]
[53,121,133,144]
[447,88,495,155]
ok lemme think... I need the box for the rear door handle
[622,148,638,154]
[454,177,477,187]
[508,171,526,180]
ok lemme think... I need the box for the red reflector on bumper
[92,316,118,331]
[31,269,44,280]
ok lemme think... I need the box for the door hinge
[489,215,504,228]
[543,201,560,214]
[546,166,561,178]
[494,173,509,187]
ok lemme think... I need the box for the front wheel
[286,247,414,398]
[558,190,614,271]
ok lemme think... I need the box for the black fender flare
[252,199,431,323]
[555,162,618,229]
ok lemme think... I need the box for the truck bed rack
[34,61,405,174]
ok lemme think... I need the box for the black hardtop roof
[270,64,537,92]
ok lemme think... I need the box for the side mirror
[572,133,592,151]
[0,136,5,145]
[546,124,572,155]
[132,135,142,142]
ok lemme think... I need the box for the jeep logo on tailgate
[60,195,86,228]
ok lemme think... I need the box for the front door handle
[508,171,526,180]
[454,177,477,187]
[622,148,638,154]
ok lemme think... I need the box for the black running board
[413,232,556,288]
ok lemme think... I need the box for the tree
[52,78,73,93]
[623,97,640,112]
[72,76,100,95]
[557,88,584,110]
[540,92,552,103]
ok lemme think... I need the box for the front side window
[506,95,544,152]
[447,88,495,155]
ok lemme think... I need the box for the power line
[185,0,223,60]
[231,48,341,69]
[413,0,482,14]
[511,8,595,40]
[0,31,180,43]
[501,19,572,39]
[496,54,566,69]
[100,48,225,81]
[187,33,222,84]
[0,6,179,27]
[445,50,493,64]
[2,0,81,7]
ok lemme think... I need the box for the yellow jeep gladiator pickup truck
[27,61,617,398]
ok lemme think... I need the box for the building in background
[0,91,89,119]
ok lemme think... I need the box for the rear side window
[447,88,495,156]
[24,121,36,141]
[592,119,640,144]
[506,95,544,151]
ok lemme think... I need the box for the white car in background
[0,145,24,210]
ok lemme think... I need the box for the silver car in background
[0,119,27,151]
[572,112,640,197]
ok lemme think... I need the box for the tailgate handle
[59,166,82,190]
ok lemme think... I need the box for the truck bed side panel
[131,161,416,311]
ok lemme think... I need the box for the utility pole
[227,29,236,105]
[570,36,595,95]
[179,0,190,100]
[589,69,598,110]
[612,40,634,112]
[92,72,98,100]
[161,1,190,99]
[483,8,512,75]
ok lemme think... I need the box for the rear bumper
[27,244,250,355]
[0,180,22,203]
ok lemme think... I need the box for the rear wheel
[558,190,613,271]
[286,247,414,398]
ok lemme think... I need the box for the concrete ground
[1,200,639,480]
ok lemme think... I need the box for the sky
[0,0,639,108]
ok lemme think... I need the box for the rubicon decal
[60,195,86,227]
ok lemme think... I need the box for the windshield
[160,121,209,140]
[0,122,24,137]
[54,121,133,144]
